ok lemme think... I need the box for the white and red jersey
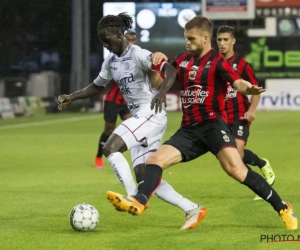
[94,44,165,115]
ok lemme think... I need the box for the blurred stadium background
[1,0,300,115]
[1,1,300,249]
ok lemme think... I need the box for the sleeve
[242,63,259,86]
[93,55,113,87]
[132,47,166,73]
[217,58,241,85]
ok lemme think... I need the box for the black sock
[134,164,163,205]
[242,170,287,213]
[243,149,266,168]
[96,132,110,157]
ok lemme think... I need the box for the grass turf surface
[0,111,299,250]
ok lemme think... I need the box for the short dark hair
[217,26,235,38]
[185,16,213,36]
[98,12,133,34]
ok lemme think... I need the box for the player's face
[98,28,123,55]
[216,33,235,55]
[125,33,137,45]
[184,28,208,57]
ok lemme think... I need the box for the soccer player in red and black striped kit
[216,25,275,200]
[95,29,136,168]
[106,16,297,229]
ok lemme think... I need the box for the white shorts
[113,105,167,168]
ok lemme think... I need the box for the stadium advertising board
[255,0,300,7]
[242,37,300,79]
[258,79,300,110]
[202,0,255,19]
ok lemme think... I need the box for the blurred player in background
[216,26,275,200]
[95,29,137,168]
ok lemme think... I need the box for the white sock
[107,152,137,196]
[155,180,199,212]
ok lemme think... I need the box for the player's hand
[151,91,167,114]
[246,85,265,95]
[152,52,168,65]
[244,110,255,122]
[57,94,72,110]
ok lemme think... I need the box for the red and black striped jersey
[225,53,258,124]
[171,49,241,128]
[104,81,127,105]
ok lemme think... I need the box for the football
[69,203,99,231]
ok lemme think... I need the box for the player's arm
[242,63,261,121]
[218,59,265,95]
[147,52,169,89]
[150,60,177,113]
[242,63,261,111]
[133,48,177,112]
[153,62,176,91]
[148,71,163,89]
[57,57,112,110]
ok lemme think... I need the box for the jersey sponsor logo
[225,85,238,100]
[117,74,135,95]
[128,103,140,111]
[122,57,131,62]
[179,61,188,68]
[117,74,135,85]
[110,66,117,70]
[204,61,211,68]
[110,56,118,63]
[188,65,199,80]
[232,63,237,71]
[180,85,209,108]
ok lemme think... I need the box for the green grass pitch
[0,111,299,250]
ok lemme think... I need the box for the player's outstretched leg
[106,191,145,215]
[180,206,207,230]
[219,148,297,230]
[244,149,275,200]
[133,163,207,230]
[154,180,207,230]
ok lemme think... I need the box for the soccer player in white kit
[57,12,207,230]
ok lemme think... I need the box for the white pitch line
[0,115,100,130]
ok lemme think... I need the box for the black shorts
[164,118,237,162]
[103,101,130,123]
[229,120,250,142]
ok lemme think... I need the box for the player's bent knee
[102,134,127,156]
[146,145,182,169]
[218,147,247,182]
[235,139,245,159]
[224,163,247,182]
[237,148,244,159]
